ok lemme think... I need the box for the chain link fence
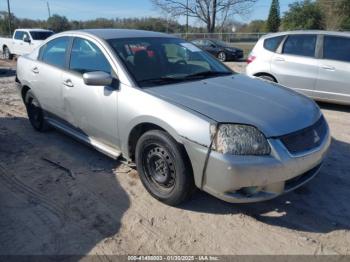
[173,32,267,43]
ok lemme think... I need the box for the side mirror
[210,44,216,48]
[83,71,113,86]
[23,36,31,43]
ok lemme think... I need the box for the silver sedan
[16,29,331,205]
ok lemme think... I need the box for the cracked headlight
[211,124,271,155]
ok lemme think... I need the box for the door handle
[274,57,285,62]
[321,64,335,71]
[63,79,74,87]
[32,67,39,74]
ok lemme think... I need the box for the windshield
[212,39,229,47]
[107,37,233,87]
[30,31,54,40]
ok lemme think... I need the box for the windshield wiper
[184,71,232,79]
[138,76,185,85]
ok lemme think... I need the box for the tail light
[247,55,256,64]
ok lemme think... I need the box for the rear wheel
[217,52,227,62]
[258,75,276,82]
[135,130,195,206]
[3,47,13,60]
[25,90,50,132]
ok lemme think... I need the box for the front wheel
[135,130,195,206]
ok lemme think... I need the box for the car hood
[144,74,321,137]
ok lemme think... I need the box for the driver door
[21,32,32,55]
[61,37,119,148]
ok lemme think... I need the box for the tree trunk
[210,0,217,33]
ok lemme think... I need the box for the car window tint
[283,35,316,57]
[323,36,350,62]
[108,37,230,86]
[14,31,24,40]
[41,37,70,68]
[70,38,111,74]
[263,35,284,52]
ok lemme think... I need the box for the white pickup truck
[1,28,54,60]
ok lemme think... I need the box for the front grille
[280,116,328,154]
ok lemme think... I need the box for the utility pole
[186,0,189,39]
[47,1,51,18]
[6,0,12,35]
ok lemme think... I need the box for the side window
[283,35,317,58]
[14,31,24,40]
[323,36,350,62]
[263,35,284,52]
[40,37,70,68]
[69,38,111,74]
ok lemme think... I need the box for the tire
[258,75,276,82]
[135,130,195,206]
[3,47,13,60]
[25,90,50,132]
[217,52,227,62]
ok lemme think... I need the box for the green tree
[239,20,266,33]
[47,14,71,32]
[266,0,280,32]
[282,0,323,30]
[318,0,350,30]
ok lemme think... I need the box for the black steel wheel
[25,90,50,132]
[135,130,195,206]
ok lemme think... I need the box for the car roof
[65,29,176,40]
[262,30,350,39]
[16,28,53,32]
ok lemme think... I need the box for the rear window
[263,35,284,52]
[40,37,70,68]
[282,34,317,58]
[323,36,350,62]
[30,31,54,40]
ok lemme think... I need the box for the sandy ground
[0,59,350,256]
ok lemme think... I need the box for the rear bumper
[201,126,331,203]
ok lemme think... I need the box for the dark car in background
[191,38,244,62]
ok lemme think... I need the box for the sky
[0,0,297,25]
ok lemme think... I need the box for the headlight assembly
[211,124,271,155]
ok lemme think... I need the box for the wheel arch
[253,72,278,83]
[126,120,184,162]
[21,85,31,102]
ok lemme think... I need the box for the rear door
[315,35,350,104]
[32,36,71,118]
[271,34,319,95]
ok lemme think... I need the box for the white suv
[246,31,350,105]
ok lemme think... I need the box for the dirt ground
[0,59,350,256]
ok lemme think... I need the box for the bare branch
[152,0,257,32]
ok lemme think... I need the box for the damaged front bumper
[184,126,331,203]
